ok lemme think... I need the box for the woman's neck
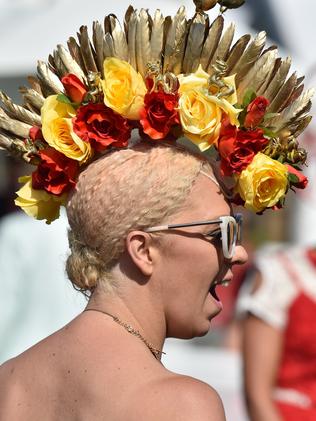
[86,283,167,356]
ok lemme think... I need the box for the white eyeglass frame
[144,214,242,260]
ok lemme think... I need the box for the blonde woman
[0,145,247,420]
[0,1,311,419]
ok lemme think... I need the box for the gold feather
[124,5,135,36]
[297,76,305,85]
[136,9,151,77]
[0,110,32,139]
[0,92,41,126]
[0,129,36,162]
[257,56,281,94]
[225,34,250,75]
[254,47,278,94]
[67,37,87,74]
[150,9,165,63]
[237,49,277,98]
[127,9,138,69]
[104,33,115,59]
[233,31,266,86]
[52,49,68,78]
[78,26,98,73]
[57,44,87,83]
[92,21,106,73]
[47,54,57,73]
[207,22,235,70]
[27,76,43,96]
[0,131,12,151]
[19,86,44,111]
[267,72,297,113]
[292,115,313,137]
[262,57,291,101]
[271,88,314,132]
[182,13,207,74]
[281,83,304,111]
[163,6,187,74]
[36,61,65,95]
[108,14,129,62]
[22,102,39,115]
[200,15,224,72]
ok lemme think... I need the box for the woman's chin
[167,317,216,339]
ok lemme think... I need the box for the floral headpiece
[0,0,313,223]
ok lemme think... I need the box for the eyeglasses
[145,214,242,260]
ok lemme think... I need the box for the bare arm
[242,272,283,421]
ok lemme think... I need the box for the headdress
[0,0,313,223]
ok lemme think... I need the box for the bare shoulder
[0,358,23,420]
[163,374,225,420]
[136,373,226,421]
[0,347,53,421]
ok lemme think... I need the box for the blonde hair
[66,144,211,294]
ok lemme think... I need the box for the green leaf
[288,173,299,184]
[238,109,247,126]
[242,89,256,108]
[279,196,286,207]
[262,128,277,138]
[57,94,72,105]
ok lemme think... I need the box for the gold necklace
[84,308,165,360]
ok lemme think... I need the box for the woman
[0,145,247,420]
[0,1,311,419]
[238,244,316,421]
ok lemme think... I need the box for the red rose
[73,103,131,152]
[220,145,256,176]
[61,74,88,103]
[244,96,270,129]
[140,91,180,140]
[32,148,79,195]
[218,121,268,176]
[29,126,44,142]
[236,127,268,151]
[285,164,308,189]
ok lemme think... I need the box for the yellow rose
[178,65,240,151]
[41,95,92,163]
[15,176,66,224]
[235,153,289,212]
[102,57,147,120]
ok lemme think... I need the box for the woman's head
[66,144,211,293]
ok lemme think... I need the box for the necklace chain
[84,308,165,360]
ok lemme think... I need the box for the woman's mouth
[209,278,231,302]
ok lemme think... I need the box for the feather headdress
[0,0,313,222]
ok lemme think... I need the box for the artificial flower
[73,103,131,152]
[15,176,66,224]
[235,152,289,212]
[32,148,79,195]
[41,95,92,163]
[102,57,147,120]
[140,91,180,140]
[178,65,240,151]
[61,73,88,103]
[244,96,270,128]
[286,164,308,189]
[29,126,44,142]
[218,120,269,175]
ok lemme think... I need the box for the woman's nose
[232,244,248,265]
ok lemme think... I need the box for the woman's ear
[125,231,157,276]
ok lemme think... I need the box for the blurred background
[0,0,316,420]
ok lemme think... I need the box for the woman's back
[0,312,225,421]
